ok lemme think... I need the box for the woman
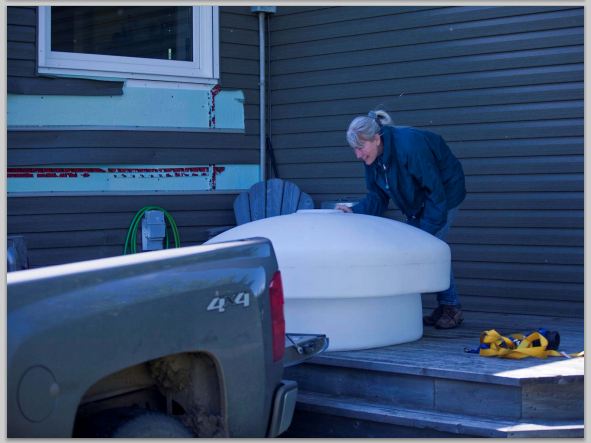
[337,110,466,329]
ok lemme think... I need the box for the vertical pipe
[258,12,266,181]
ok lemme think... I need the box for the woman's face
[353,134,383,166]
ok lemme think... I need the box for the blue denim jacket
[352,125,466,235]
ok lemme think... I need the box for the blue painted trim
[7,86,245,130]
[8,164,259,193]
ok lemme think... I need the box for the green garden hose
[124,206,181,255]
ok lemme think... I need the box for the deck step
[285,358,583,421]
[286,391,584,438]
[284,313,584,437]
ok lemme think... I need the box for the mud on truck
[7,237,327,438]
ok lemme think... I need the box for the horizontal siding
[271,51,583,100]
[272,83,584,119]
[271,8,581,60]
[8,147,255,166]
[7,24,35,43]
[456,279,582,301]
[7,7,260,267]
[270,30,582,75]
[8,130,258,165]
[318,193,584,212]
[269,6,583,317]
[319,12,578,53]
[271,102,583,133]
[8,60,36,77]
[8,41,36,60]
[293,174,582,193]
[219,6,262,165]
[271,6,569,38]
[7,6,124,95]
[7,194,238,268]
[7,7,36,79]
[272,6,437,30]
[267,119,583,148]
[9,210,235,233]
[452,244,582,265]
[448,228,582,247]
[460,193,583,209]
[273,138,583,163]
[454,262,581,284]
[7,7,261,166]
[271,155,583,176]
[422,293,582,318]
[8,194,238,214]
[6,6,584,320]
[6,6,36,26]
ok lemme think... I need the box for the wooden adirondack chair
[233,178,314,225]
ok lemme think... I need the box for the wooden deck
[283,311,584,438]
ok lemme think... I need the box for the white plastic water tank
[206,209,451,351]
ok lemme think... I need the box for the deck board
[309,311,584,386]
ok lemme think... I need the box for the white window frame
[37,6,219,85]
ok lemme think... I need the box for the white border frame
[37,6,219,85]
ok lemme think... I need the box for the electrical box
[321,200,357,209]
[141,210,166,251]
[250,6,277,13]
[7,235,29,272]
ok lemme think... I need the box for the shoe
[434,305,464,329]
[423,305,444,326]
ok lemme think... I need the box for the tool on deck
[465,328,584,359]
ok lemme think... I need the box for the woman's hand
[335,204,353,213]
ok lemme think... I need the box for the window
[38,6,219,85]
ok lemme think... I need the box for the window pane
[51,7,193,61]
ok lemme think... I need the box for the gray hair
[346,110,393,148]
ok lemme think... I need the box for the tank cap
[296,209,342,214]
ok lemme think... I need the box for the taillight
[269,270,285,362]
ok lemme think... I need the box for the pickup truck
[7,237,327,438]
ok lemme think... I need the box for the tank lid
[296,209,341,214]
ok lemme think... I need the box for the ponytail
[346,109,393,148]
[369,110,392,127]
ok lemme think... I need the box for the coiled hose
[124,206,181,255]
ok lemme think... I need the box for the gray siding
[7,6,123,95]
[268,6,583,317]
[7,194,236,267]
[7,7,37,80]
[6,6,584,319]
[7,7,260,268]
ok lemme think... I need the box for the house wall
[267,6,583,317]
[7,6,261,267]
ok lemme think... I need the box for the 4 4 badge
[207,290,251,313]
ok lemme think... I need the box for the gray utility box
[141,210,166,251]
[321,200,357,209]
[250,6,276,13]
[7,235,28,272]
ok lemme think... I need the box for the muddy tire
[112,411,194,438]
[75,407,194,438]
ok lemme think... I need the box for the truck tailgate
[284,334,328,368]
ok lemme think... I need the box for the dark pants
[432,207,460,306]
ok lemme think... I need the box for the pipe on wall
[252,7,276,181]
[258,11,266,181]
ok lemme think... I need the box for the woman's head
[346,110,392,165]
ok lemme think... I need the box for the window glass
[50,7,193,62]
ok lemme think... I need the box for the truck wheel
[112,411,194,438]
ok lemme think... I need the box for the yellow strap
[478,330,583,359]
